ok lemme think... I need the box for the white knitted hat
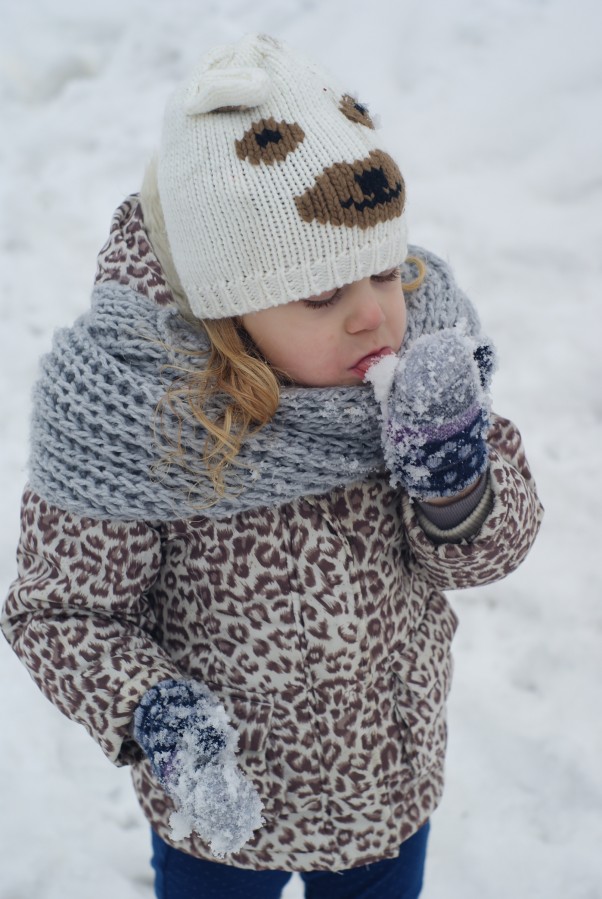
[158,33,408,320]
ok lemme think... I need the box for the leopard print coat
[2,417,543,872]
[1,198,544,872]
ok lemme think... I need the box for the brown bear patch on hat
[294,149,405,229]
[236,118,306,166]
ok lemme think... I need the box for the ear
[139,156,197,323]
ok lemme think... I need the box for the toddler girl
[1,33,543,899]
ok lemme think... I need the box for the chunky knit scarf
[28,247,480,522]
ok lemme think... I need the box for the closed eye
[302,267,400,310]
[302,290,341,310]
[372,267,400,284]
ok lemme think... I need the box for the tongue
[356,348,395,378]
[363,352,398,401]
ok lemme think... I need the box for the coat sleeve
[1,487,183,766]
[400,414,544,590]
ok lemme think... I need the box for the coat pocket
[207,686,285,815]
[390,593,458,777]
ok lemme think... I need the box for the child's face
[241,268,406,387]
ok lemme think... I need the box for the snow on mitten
[366,328,496,500]
[133,679,265,857]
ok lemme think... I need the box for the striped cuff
[415,472,494,543]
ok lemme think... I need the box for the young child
[1,33,543,899]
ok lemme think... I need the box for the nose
[344,278,386,334]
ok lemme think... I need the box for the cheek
[244,315,324,373]
[284,329,334,367]
[277,327,342,386]
[396,292,408,340]
[242,314,287,363]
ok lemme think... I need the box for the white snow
[167,757,265,856]
[365,352,398,406]
[1,1,601,897]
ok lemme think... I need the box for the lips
[351,347,395,379]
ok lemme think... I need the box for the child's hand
[365,328,495,500]
[133,679,264,857]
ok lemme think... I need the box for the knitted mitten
[366,328,495,500]
[133,679,264,857]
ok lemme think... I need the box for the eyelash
[303,268,400,310]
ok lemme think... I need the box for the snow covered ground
[1,1,601,896]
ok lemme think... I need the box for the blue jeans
[151,821,429,899]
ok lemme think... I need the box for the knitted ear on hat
[158,33,408,320]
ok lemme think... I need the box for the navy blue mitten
[366,328,495,500]
[133,679,264,857]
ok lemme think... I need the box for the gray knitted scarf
[29,247,480,522]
